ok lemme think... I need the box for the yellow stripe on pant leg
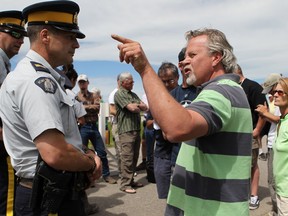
[6,156,14,216]
[48,214,58,216]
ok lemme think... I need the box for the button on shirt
[0,50,83,178]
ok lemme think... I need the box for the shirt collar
[197,73,240,93]
[26,50,66,87]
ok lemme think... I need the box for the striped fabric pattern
[166,75,252,216]
[114,87,141,135]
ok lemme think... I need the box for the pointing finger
[111,34,134,44]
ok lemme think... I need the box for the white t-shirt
[267,106,281,149]
[108,88,118,123]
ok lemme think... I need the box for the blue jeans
[80,123,110,177]
[145,128,155,164]
[154,156,172,199]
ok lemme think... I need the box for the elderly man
[0,1,101,215]
[112,28,252,215]
[0,10,27,216]
[114,72,148,194]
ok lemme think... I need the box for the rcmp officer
[0,1,102,216]
[0,10,27,86]
[0,10,26,216]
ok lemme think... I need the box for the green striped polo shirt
[166,74,252,216]
[114,87,141,135]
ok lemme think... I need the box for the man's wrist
[83,146,98,155]
[87,155,96,173]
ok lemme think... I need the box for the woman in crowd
[272,77,288,216]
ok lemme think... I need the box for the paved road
[87,146,273,216]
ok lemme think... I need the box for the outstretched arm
[111,35,208,142]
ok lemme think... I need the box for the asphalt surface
[87,143,273,216]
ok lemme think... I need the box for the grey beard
[186,73,196,86]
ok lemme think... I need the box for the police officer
[0,1,101,216]
[0,10,26,216]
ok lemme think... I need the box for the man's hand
[255,102,268,116]
[86,151,102,185]
[138,101,148,111]
[111,34,152,75]
[92,154,102,180]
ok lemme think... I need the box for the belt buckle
[19,178,33,189]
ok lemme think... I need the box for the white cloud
[2,0,288,100]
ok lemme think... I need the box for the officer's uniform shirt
[0,48,11,86]
[66,89,86,118]
[0,50,83,178]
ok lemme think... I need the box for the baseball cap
[262,73,282,94]
[178,47,186,62]
[77,74,88,82]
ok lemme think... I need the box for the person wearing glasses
[0,10,27,86]
[112,28,252,215]
[255,73,282,216]
[0,10,27,216]
[170,48,197,175]
[151,62,179,197]
[268,78,288,216]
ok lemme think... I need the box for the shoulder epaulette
[30,61,50,73]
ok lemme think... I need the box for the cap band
[27,11,78,25]
[0,17,25,27]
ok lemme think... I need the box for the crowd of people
[0,1,288,216]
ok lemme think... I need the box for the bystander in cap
[178,47,186,62]
[262,73,282,94]
[0,10,27,38]
[77,74,88,82]
[22,0,85,39]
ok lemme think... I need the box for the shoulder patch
[34,77,58,94]
[30,61,50,73]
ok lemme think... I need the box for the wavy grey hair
[185,28,237,74]
[119,72,133,84]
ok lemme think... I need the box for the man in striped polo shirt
[114,72,148,194]
[112,28,252,215]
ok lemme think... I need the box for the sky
[2,0,288,101]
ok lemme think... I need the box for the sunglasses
[272,90,287,96]
[0,29,23,39]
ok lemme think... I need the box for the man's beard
[186,73,197,86]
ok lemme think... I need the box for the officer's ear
[40,28,50,44]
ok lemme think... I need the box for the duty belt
[18,177,33,189]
